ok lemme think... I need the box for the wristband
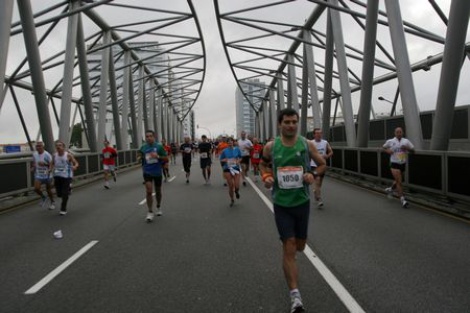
[261,173,274,182]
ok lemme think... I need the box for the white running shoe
[401,199,409,208]
[49,202,56,210]
[59,210,67,216]
[290,292,305,313]
[146,212,154,222]
[156,208,163,216]
[385,187,393,193]
[317,201,324,209]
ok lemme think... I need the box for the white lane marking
[246,177,366,313]
[139,193,155,205]
[25,240,99,295]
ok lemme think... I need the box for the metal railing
[329,147,470,215]
[0,150,139,199]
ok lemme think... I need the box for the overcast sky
[0,0,469,144]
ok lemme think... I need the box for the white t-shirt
[238,138,253,157]
[383,137,414,164]
[310,139,329,167]
[33,151,52,180]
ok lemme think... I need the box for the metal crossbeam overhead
[214,0,470,150]
[1,0,206,151]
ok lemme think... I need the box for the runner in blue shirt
[219,137,242,207]
[138,130,168,222]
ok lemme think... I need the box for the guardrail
[329,147,470,215]
[0,150,139,199]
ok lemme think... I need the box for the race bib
[37,168,48,176]
[145,152,159,164]
[277,166,304,189]
[104,152,111,159]
[227,158,237,167]
[54,166,66,174]
[252,153,260,159]
[200,152,208,159]
[184,147,192,153]
[396,151,407,162]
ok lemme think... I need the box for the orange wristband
[261,173,274,182]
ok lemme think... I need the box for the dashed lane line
[25,240,99,295]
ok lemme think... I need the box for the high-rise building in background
[235,78,265,137]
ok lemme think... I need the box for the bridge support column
[120,51,131,149]
[137,66,145,144]
[329,0,356,147]
[58,0,79,145]
[269,89,277,139]
[148,82,156,132]
[128,68,138,149]
[17,0,55,152]
[322,11,334,141]
[156,87,163,141]
[300,53,309,136]
[276,72,285,112]
[287,54,299,114]
[385,0,424,149]
[76,15,97,151]
[431,0,470,150]
[163,97,169,140]
[303,29,321,131]
[108,48,122,150]
[0,0,13,108]
[97,31,111,145]
[357,0,379,148]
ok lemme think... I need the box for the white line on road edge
[139,193,156,205]
[25,240,99,295]
[246,177,366,313]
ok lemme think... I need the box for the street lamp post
[196,124,212,139]
[378,96,397,117]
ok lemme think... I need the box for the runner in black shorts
[198,135,212,185]
[180,136,193,184]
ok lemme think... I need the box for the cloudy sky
[0,0,469,144]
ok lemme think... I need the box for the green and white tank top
[272,136,310,207]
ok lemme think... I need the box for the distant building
[235,79,266,137]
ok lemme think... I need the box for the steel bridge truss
[0,0,206,153]
[214,0,470,150]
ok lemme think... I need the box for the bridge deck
[1,159,469,313]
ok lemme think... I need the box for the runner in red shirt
[250,137,263,182]
[102,140,117,189]
[161,139,172,182]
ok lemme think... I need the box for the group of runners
[31,107,414,313]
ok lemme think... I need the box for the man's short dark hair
[278,108,299,124]
[313,128,321,134]
[145,130,155,135]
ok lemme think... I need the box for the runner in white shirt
[237,131,253,186]
[382,127,415,208]
[310,128,333,209]
[31,141,55,210]
[51,141,79,215]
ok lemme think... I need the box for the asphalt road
[1,156,469,313]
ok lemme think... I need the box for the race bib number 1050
[277,166,304,189]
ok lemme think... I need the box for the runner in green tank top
[259,108,326,313]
